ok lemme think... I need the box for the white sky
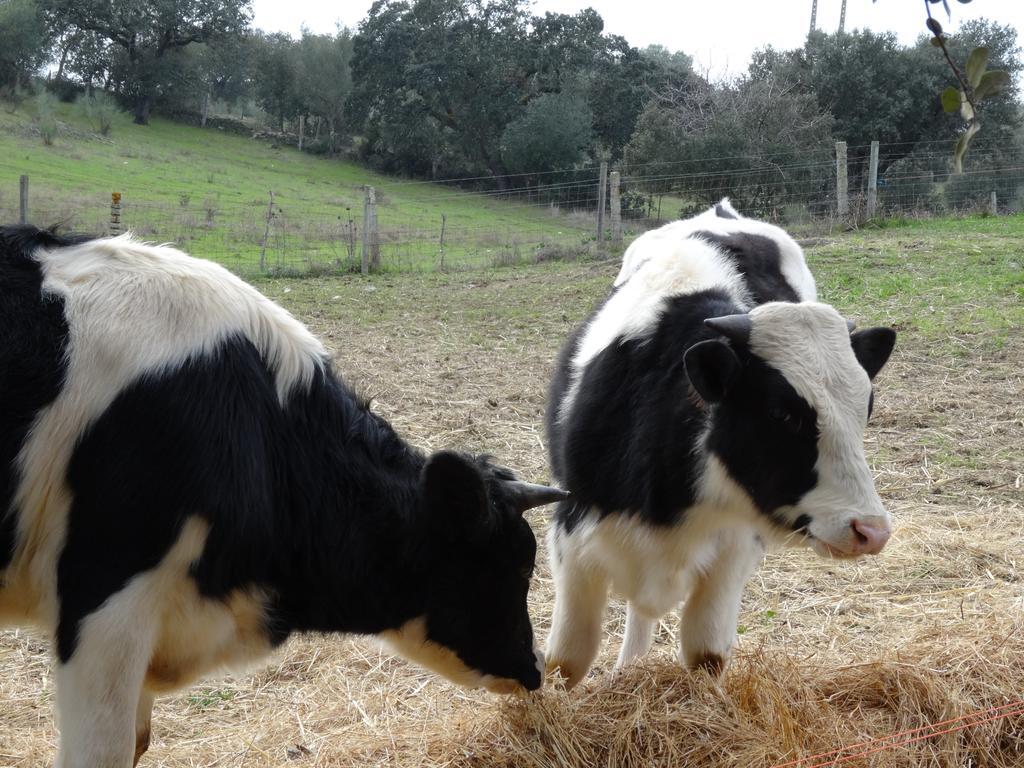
[251,0,1024,78]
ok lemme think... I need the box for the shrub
[78,90,120,136]
[35,90,57,146]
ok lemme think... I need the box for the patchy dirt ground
[2,219,1022,766]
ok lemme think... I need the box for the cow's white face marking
[748,302,890,555]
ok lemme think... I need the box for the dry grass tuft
[392,620,1024,768]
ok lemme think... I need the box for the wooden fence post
[362,186,379,274]
[990,191,998,216]
[866,140,879,219]
[259,190,274,272]
[109,192,122,235]
[835,141,848,217]
[439,213,447,269]
[344,207,356,265]
[596,161,608,243]
[609,170,622,244]
[298,115,305,152]
[19,175,28,224]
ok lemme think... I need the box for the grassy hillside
[0,100,599,273]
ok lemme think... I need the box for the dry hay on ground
[1,262,1022,767]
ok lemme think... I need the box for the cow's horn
[503,481,570,514]
[846,318,857,333]
[704,314,752,344]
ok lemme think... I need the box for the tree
[352,0,535,187]
[0,0,50,92]
[295,28,354,151]
[43,0,251,124]
[252,32,300,131]
[500,91,593,175]
[625,74,833,214]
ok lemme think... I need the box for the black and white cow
[544,201,896,688]
[0,226,566,767]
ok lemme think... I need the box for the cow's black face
[385,452,556,693]
[697,351,821,518]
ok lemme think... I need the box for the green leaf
[953,120,981,174]
[965,47,989,89]
[974,70,1011,101]
[941,86,961,113]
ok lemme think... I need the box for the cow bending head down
[0,226,564,766]
[544,201,896,688]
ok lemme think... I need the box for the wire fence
[5,140,1023,277]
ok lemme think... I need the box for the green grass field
[0,99,604,273]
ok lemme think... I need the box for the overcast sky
[251,0,1024,78]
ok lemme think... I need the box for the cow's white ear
[684,340,740,404]
[421,451,489,536]
[851,327,896,380]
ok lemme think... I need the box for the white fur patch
[558,238,748,425]
[3,234,326,629]
[614,200,816,302]
[53,518,273,766]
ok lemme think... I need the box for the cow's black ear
[421,451,490,538]
[851,327,896,380]
[684,340,740,404]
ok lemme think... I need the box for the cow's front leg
[545,523,609,689]
[615,602,656,669]
[55,591,158,767]
[134,690,154,766]
[678,531,764,674]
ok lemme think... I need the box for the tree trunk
[201,91,210,127]
[133,93,152,125]
[55,42,72,83]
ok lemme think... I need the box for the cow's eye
[769,407,802,433]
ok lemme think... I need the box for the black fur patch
[0,227,80,571]
[548,289,738,531]
[704,354,819,517]
[548,286,821,534]
[544,285,620,484]
[690,230,801,304]
[57,334,540,687]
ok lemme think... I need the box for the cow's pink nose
[851,517,891,555]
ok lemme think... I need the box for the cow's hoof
[545,658,584,690]
[133,727,151,766]
[688,651,725,676]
